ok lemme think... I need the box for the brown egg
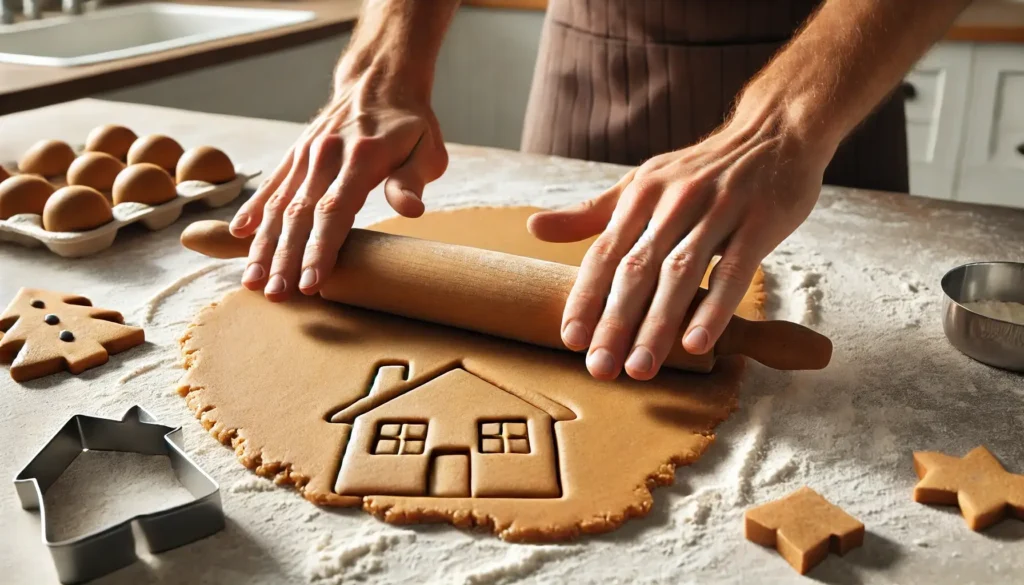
[42,185,113,232]
[175,146,235,184]
[66,152,126,191]
[127,135,184,172]
[85,124,138,161]
[0,175,56,219]
[18,139,76,177]
[112,163,177,206]
[0,166,10,183]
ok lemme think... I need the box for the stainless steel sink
[0,2,316,67]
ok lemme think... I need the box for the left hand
[527,115,832,380]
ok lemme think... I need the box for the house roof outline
[329,364,576,424]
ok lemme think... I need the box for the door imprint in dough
[428,452,471,497]
[332,365,575,499]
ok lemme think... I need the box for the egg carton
[0,166,261,258]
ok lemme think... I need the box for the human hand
[528,116,832,381]
[229,67,448,301]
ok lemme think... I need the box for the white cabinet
[904,44,972,199]
[957,44,1024,207]
[907,42,1024,208]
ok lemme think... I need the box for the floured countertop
[1,99,1022,584]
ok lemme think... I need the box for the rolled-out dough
[178,206,766,541]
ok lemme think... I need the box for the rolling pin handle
[180,220,252,259]
[716,318,833,371]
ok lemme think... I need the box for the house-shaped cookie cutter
[13,405,224,584]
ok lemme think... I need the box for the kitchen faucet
[1,0,84,24]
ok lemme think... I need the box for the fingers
[559,179,662,379]
[383,133,448,219]
[682,228,762,355]
[583,224,661,380]
[269,135,344,300]
[527,168,635,243]
[623,220,720,380]
[231,147,294,238]
[241,147,312,295]
[298,163,376,297]
[591,180,714,380]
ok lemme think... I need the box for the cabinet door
[958,44,1024,208]
[905,43,973,200]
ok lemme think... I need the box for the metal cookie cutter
[13,405,224,584]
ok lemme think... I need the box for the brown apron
[521,0,909,193]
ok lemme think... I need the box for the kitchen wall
[99,35,349,124]
[431,8,543,150]
[101,7,545,150]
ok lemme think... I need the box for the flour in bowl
[962,300,1024,325]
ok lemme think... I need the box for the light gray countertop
[1,99,1022,584]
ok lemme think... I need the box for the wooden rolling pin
[181,220,832,373]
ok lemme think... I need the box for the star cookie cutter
[13,405,224,584]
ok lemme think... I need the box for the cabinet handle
[1018,143,1024,157]
[901,81,917,100]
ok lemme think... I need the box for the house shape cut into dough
[332,365,575,499]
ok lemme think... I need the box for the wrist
[728,82,840,172]
[333,39,434,104]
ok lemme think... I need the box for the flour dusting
[117,357,176,384]
[459,546,581,585]
[141,261,229,323]
[306,531,416,583]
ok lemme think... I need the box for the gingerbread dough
[178,206,765,541]
[0,288,145,382]
[913,446,1024,531]
[745,487,865,574]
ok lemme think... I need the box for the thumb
[527,168,636,243]
[384,133,449,218]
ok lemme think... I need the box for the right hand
[229,69,448,301]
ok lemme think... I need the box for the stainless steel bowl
[941,262,1024,371]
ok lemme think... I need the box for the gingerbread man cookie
[0,288,145,382]
[745,487,865,575]
[914,446,1024,531]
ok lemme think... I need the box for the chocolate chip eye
[44,314,60,325]
[59,330,74,342]
[31,300,45,309]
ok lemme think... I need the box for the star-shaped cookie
[913,446,1024,531]
[0,288,144,382]
[745,487,865,574]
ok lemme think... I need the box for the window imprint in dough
[479,420,531,454]
[373,421,428,455]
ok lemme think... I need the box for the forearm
[733,0,972,158]
[335,0,460,101]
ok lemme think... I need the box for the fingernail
[265,274,285,295]
[299,268,318,289]
[231,213,250,231]
[242,263,265,284]
[563,321,590,348]
[626,346,654,374]
[586,348,616,377]
[401,189,420,201]
[684,327,710,353]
